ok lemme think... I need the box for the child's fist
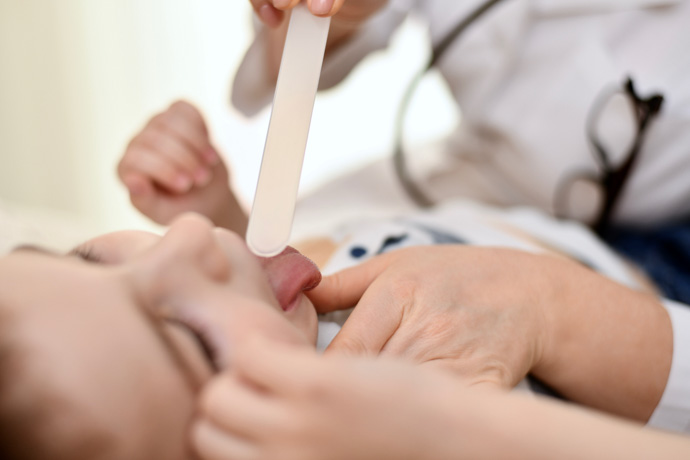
[118,101,247,234]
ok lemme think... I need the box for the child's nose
[157,213,231,283]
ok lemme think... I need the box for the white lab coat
[233,0,690,434]
[234,0,690,227]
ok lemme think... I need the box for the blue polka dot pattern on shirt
[350,246,368,258]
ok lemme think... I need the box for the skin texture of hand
[307,246,673,422]
[118,101,247,234]
[192,337,690,460]
[192,337,470,460]
[311,246,554,388]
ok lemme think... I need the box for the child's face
[0,214,321,459]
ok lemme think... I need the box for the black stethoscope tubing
[393,0,506,207]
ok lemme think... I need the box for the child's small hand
[118,101,247,234]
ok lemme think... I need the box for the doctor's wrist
[531,258,673,421]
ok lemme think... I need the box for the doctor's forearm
[531,258,673,422]
[449,389,690,460]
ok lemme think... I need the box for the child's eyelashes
[69,245,102,264]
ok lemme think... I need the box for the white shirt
[234,0,690,227]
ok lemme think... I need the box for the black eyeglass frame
[554,77,664,234]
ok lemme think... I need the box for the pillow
[0,199,98,256]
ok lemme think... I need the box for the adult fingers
[324,277,402,356]
[272,0,301,11]
[307,253,393,313]
[306,0,343,16]
[199,374,287,440]
[250,0,345,27]
[233,337,321,396]
[249,0,285,28]
[192,420,259,460]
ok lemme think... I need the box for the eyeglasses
[554,77,664,235]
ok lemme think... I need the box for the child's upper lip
[258,246,322,311]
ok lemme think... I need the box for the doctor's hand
[308,246,672,421]
[251,0,387,29]
[118,101,247,235]
[192,336,468,460]
[310,246,552,389]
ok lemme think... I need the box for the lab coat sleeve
[231,2,411,117]
[648,299,690,433]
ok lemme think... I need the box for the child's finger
[138,129,210,187]
[123,172,162,218]
[121,148,193,194]
[163,101,219,166]
[120,171,153,198]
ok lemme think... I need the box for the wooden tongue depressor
[246,4,331,257]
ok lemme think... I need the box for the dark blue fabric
[603,218,690,305]
[350,246,368,259]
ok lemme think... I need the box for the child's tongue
[258,247,322,311]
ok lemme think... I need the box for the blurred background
[0,0,457,237]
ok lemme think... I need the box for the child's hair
[0,308,113,460]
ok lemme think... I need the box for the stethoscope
[393,0,665,236]
[393,0,506,207]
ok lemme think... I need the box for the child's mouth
[258,246,322,311]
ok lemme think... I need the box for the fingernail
[175,175,193,192]
[310,0,333,15]
[204,149,220,166]
[273,0,291,9]
[259,4,283,28]
[194,168,211,187]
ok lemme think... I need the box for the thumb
[307,253,394,314]
[324,274,402,357]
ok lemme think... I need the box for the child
[0,213,325,460]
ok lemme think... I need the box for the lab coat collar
[534,0,681,16]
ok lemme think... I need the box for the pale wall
[0,0,455,234]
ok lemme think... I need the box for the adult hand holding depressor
[251,0,387,29]
[308,245,674,422]
[118,101,247,234]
